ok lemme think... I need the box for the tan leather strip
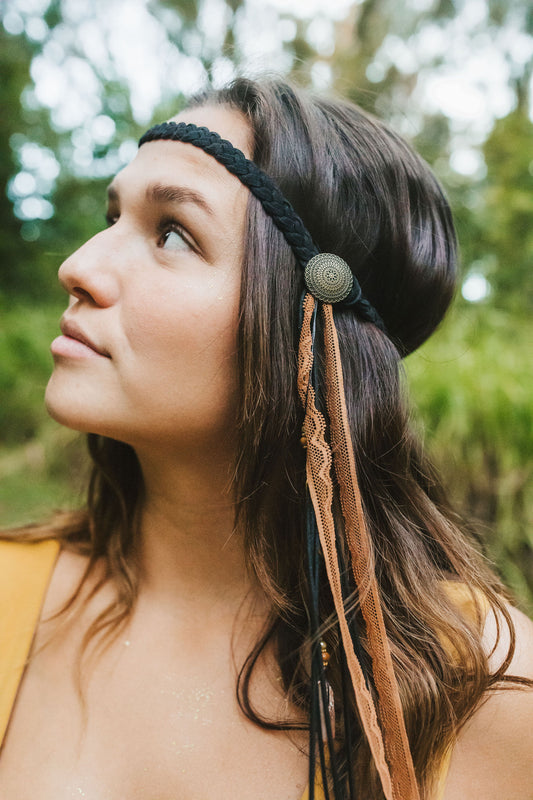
[322,302,419,800]
[297,294,395,800]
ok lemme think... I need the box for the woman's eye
[160,225,191,252]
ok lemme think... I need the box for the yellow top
[0,538,60,746]
[0,540,488,798]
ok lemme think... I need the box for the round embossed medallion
[304,253,353,303]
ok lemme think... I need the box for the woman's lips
[51,334,106,359]
[51,319,111,359]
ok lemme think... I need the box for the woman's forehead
[109,106,253,223]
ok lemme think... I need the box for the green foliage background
[1,0,532,610]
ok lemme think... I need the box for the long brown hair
[4,78,526,798]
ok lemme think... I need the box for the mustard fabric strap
[442,580,490,621]
[0,538,60,747]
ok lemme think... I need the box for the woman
[1,77,532,800]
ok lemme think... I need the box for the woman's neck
[134,443,263,619]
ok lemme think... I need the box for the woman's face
[45,105,252,452]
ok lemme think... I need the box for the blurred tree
[479,106,533,310]
[0,25,48,299]
[322,0,533,312]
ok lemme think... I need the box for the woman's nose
[58,229,121,307]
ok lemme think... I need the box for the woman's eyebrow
[106,182,215,217]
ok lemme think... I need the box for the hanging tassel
[303,305,342,800]
[321,301,420,800]
[298,292,395,800]
[298,292,420,800]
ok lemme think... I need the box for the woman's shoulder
[443,601,533,799]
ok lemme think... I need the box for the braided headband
[138,120,417,800]
[139,122,386,332]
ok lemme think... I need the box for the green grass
[406,303,533,610]
[0,301,65,443]
[0,421,86,527]
[0,301,87,525]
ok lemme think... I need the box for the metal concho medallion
[304,253,353,303]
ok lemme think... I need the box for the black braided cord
[139,122,386,333]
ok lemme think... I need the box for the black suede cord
[139,121,386,332]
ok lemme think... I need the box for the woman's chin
[45,377,98,434]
